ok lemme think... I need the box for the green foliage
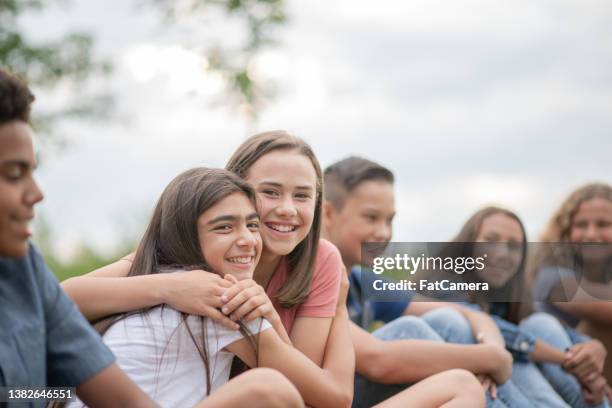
[33,215,137,281]
[45,245,129,282]
[149,0,287,120]
[1,0,112,146]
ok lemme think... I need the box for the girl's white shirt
[67,306,271,408]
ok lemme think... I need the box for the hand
[165,269,238,330]
[478,334,512,385]
[581,374,608,405]
[476,374,497,400]
[221,275,279,324]
[337,265,350,308]
[479,343,513,385]
[564,340,607,381]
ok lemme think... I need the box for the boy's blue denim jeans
[353,308,609,408]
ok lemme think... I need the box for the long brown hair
[444,206,528,323]
[96,168,259,395]
[226,130,323,308]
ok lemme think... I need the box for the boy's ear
[322,200,336,228]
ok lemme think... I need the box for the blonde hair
[529,182,612,283]
[540,183,612,243]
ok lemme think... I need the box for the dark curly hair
[0,67,35,125]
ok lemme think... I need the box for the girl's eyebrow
[208,212,260,225]
[259,181,314,191]
[0,159,36,169]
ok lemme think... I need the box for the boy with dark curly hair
[0,67,157,407]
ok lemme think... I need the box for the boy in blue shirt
[322,157,519,407]
[0,67,156,407]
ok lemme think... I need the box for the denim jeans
[518,313,610,408]
[353,309,534,408]
[426,308,610,408]
[423,308,536,408]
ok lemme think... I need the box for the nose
[275,195,297,218]
[24,177,44,207]
[236,225,258,248]
[583,223,602,242]
[372,221,392,243]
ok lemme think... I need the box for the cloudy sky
[21,0,612,258]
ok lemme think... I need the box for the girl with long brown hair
[62,131,355,406]
[65,167,304,407]
[438,206,610,407]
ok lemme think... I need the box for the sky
[19,0,612,259]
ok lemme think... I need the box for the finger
[490,383,497,400]
[222,287,262,316]
[482,378,494,399]
[476,332,484,343]
[221,280,256,302]
[225,274,239,284]
[584,371,599,385]
[571,348,590,368]
[231,294,268,321]
[566,345,588,367]
[205,295,225,309]
[243,304,270,323]
[574,364,596,381]
[204,306,240,330]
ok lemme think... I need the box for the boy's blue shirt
[347,265,413,329]
[0,244,115,407]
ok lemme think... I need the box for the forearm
[554,302,612,325]
[76,364,158,408]
[359,340,502,384]
[62,274,167,321]
[460,308,505,347]
[530,339,565,364]
[256,329,353,408]
[269,314,292,345]
[321,305,355,395]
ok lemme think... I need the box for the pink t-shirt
[265,239,342,334]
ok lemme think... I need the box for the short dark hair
[324,156,394,209]
[0,68,35,125]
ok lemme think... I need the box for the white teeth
[268,224,296,232]
[228,257,253,264]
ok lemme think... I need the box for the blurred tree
[0,0,112,148]
[149,0,287,122]
[34,215,138,281]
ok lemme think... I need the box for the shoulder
[314,239,343,272]
[304,240,343,296]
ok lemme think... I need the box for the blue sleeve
[32,246,116,386]
[491,315,536,363]
[372,299,410,323]
[371,274,413,323]
[533,266,577,302]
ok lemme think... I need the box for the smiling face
[473,212,525,288]
[570,198,612,243]
[197,192,262,281]
[569,197,612,263]
[325,180,395,268]
[0,121,44,257]
[245,149,317,258]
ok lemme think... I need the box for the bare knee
[443,369,485,407]
[246,368,303,408]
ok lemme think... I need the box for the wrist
[482,343,510,369]
[152,273,175,305]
